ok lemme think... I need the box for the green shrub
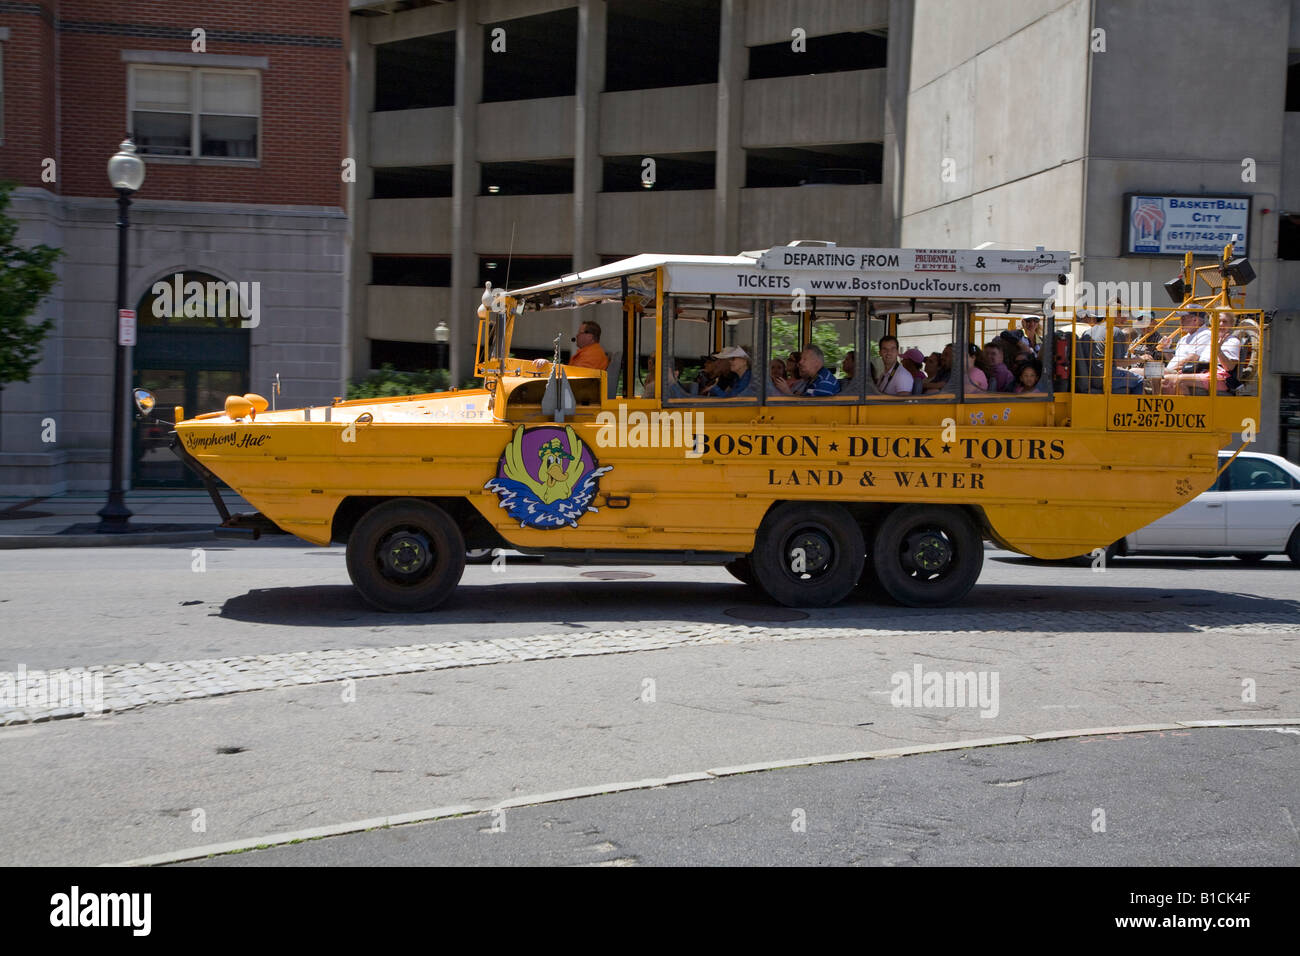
[346,365,449,399]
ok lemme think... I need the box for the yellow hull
[176,389,1246,561]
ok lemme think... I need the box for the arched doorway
[131,271,250,486]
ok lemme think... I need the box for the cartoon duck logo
[485,425,612,529]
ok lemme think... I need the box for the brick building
[0,0,349,493]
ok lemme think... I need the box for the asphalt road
[0,544,1296,865]
[185,727,1300,867]
[1,542,1297,668]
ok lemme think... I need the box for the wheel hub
[787,528,833,577]
[903,530,952,574]
[379,529,433,579]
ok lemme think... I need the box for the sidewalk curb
[0,529,218,549]
[105,719,1300,867]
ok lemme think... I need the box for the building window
[375,33,455,111]
[130,66,260,160]
[605,0,720,92]
[371,256,452,286]
[602,152,716,191]
[748,31,887,80]
[1280,216,1300,260]
[1287,52,1300,112]
[745,144,883,188]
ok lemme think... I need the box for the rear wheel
[724,557,756,586]
[872,505,983,607]
[346,499,465,612]
[749,503,864,608]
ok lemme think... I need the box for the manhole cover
[580,570,655,580]
[724,606,810,622]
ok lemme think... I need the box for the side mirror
[133,388,156,417]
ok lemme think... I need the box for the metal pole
[97,189,133,531]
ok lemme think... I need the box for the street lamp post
[97,139,145,533]
[434,320,450,374]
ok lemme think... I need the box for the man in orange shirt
[533,321,609,371]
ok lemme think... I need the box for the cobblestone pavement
[5,605,1298,725]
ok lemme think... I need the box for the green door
[131,273,250,487]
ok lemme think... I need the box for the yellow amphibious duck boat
[164,241,1266,612]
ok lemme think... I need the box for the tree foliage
[0,181,62,388]
[768,316,851,370]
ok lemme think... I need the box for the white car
[1108,451,1300,564]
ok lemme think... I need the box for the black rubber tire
[346,499,466,612]
[872,505,984,608]
[724,557,756,586]
[1233,553,1267,564]
[1287,528,1300,567]
[1105,540,1125,563]
[749,502,865,608]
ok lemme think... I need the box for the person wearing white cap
[1159,310,1211,394]
[702,345,752,398]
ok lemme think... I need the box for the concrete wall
[367,199,454,254]
[369,107,456,168]
[367,286,453,343]
[739,184,882,250]
[600,85,717,156]
[901,0,1088,249]
[0,189,346,495]
[477,97,576,162]
[476,193,576,252]
[742,69,886,147]
[597,191,717,254]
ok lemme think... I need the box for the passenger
[999,329,1033,364]
[923,352,941,380]
[923,344,954,392]
[964,343,989,392]
[773,345,841,397]
[1020,315,1044,356]
[702,346,752,397]
[642,355,656,398]
[839,350,857,383]
[1076,308,1142,394]
[1176,316,1241,395]
[696,354,729,395]
[983,341,1016,392]
[532,320,609,371]
[874,335,914,395]
[1014,358,1043,393]
[901,347,928,394]
[1158,310,1210,395]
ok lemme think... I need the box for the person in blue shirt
[773,345,841,397]
[703,346,753,397]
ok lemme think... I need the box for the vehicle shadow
[217,578,1300,633]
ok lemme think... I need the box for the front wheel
[1233,553,1267,564]
[346,499,466,612]
[749,502,865,607]
[872,505,983,607]
[1288,528,1300,567]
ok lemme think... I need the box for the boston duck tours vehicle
[158,240,1266,611]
